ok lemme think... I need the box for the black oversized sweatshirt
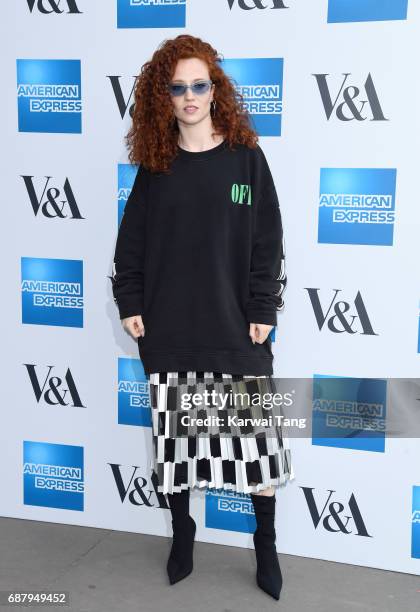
[111,139,286,376]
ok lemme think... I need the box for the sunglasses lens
[192,82,210,94]
[169,84,186,96]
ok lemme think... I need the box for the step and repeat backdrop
[2,0,420,576]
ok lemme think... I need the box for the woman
[111,34,294,600]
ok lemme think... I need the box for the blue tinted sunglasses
[168,79,213,97]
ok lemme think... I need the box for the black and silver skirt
[146,371,295,494]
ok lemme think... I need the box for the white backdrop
[2,0,420,576]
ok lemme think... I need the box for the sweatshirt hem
[139,348,273,376]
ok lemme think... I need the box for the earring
[211,100,216,116]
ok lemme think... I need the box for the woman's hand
[249,322,273,345]
[122,314,145,340]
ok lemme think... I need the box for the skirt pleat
[147,371,295,494]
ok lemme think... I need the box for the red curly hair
[125,34,259,174]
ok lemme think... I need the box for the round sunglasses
[168,79,213,97]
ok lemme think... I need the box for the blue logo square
[220,58,283,136]
[327,0,408,22]
[117,0,186,28]
[412,486,420,559]
[118,163,138,227]
[23,441,84,511]
[17,59,82,133]
[118,357,151,427]
[21,257,84,328]
[318,168,396,246]
[205,489,256,533]
[312,375,386,452]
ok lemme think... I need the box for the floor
[1,516,419,612]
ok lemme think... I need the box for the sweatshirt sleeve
[246,149,287,327]
[111,163,149,320]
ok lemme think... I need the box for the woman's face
[169,57,215,127]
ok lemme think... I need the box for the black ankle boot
[166,489,196,585]
[250,493,283,600]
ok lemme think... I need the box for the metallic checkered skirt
[147,371,295,494]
